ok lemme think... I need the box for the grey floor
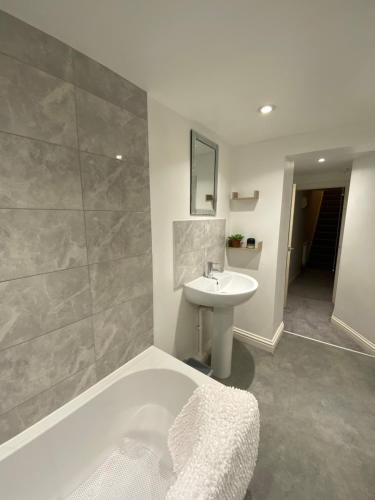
[284,269,366,353]
[222,336,375,500]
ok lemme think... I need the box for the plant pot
[231,239,242,248]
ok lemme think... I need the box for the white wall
[149,103,375,350]
[229,121,375,341]
[333,154,375,344]
[333,176,351,301]
[148,98,232,358]
[227,149,289,339]
[295,169,350,190]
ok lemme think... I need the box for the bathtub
[0,346,218,500]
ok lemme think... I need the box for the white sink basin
[183,270,258,379]
[184,271,258,308]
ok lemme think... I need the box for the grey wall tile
[0,407,24,444]
[0,267,91,351]
[0,132,82,209]
[205,219,226,248]
[93,294,153,358]
[81,152,150,211]
[96,329,153,380]
[173,219,226,288]
[205,245,225,268]
[76,88,148,163]
[174,249,205,289]
[0,364,96,444]
[173,220,206,255]
[90,254,153,313]
[85,211,151,264]
[73,51,146,119]
[0,10,73,82]
[0,53,76,147]
[0,209,87,281]
[16,364,96,430]
[0,317,95,414]
[0,14,152,442]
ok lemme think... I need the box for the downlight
[258,104,275,114]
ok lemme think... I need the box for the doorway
[289,187,344,298]
[283,157,366,353]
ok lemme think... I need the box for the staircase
[308,188,344,270]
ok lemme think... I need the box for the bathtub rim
[0,346,218,461]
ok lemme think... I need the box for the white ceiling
[1,0,375,145]
[291,147,361,175]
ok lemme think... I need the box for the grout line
[0,207,150,213]
[73,68,147,122]
[88,251,152,269]
[95,327,154,365]
[0,362,97,420]
[0,127,148,168]
[73,83,89,265]
[0,207,83,212]
[71,144,150,167]
[0,49,73,85]
[0,251,152,286]
[91,291,153,319]
[91,290,154,318]
[0,127,78,152]
[83,209,151,213]
[83,209,150,216]
[0,263,88,285]
[75,86,146,122]
[0,291,153,356]
[0,314,93,354]
[73,83,98,360]
[283,329,375,358]
[0,49,146,119]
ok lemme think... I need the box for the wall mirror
[190,130,218,215]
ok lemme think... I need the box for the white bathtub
[0,346,218,500]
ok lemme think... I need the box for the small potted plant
[228,233,244,248]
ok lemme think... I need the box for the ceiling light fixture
[318,158,326,163]
[116,154,123,160]
[258,104,275,114]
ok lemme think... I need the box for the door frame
[284,183,297,306]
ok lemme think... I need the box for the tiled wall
[173,219,226,288]
[0,11,153,443]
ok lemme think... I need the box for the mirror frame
[190,130,219,216]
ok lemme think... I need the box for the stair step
[308,188,343,270]
[313,233,337,238]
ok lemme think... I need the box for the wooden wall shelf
[231,190,259,201]
[227,241,263,251]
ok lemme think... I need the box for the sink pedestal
[212,307,234,379]
[184,271,258,379]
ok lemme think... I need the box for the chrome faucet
[204,261,223,279]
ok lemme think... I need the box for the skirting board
[331,315,375,354]
[233,322,284,353]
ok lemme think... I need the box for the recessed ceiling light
[318,158,326,163]
[258,104,275,114]
[116,154,123,160]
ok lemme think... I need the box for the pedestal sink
[184,271,258,379]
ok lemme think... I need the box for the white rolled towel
[166,383,260,500]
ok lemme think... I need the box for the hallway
[284,269,366,353]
